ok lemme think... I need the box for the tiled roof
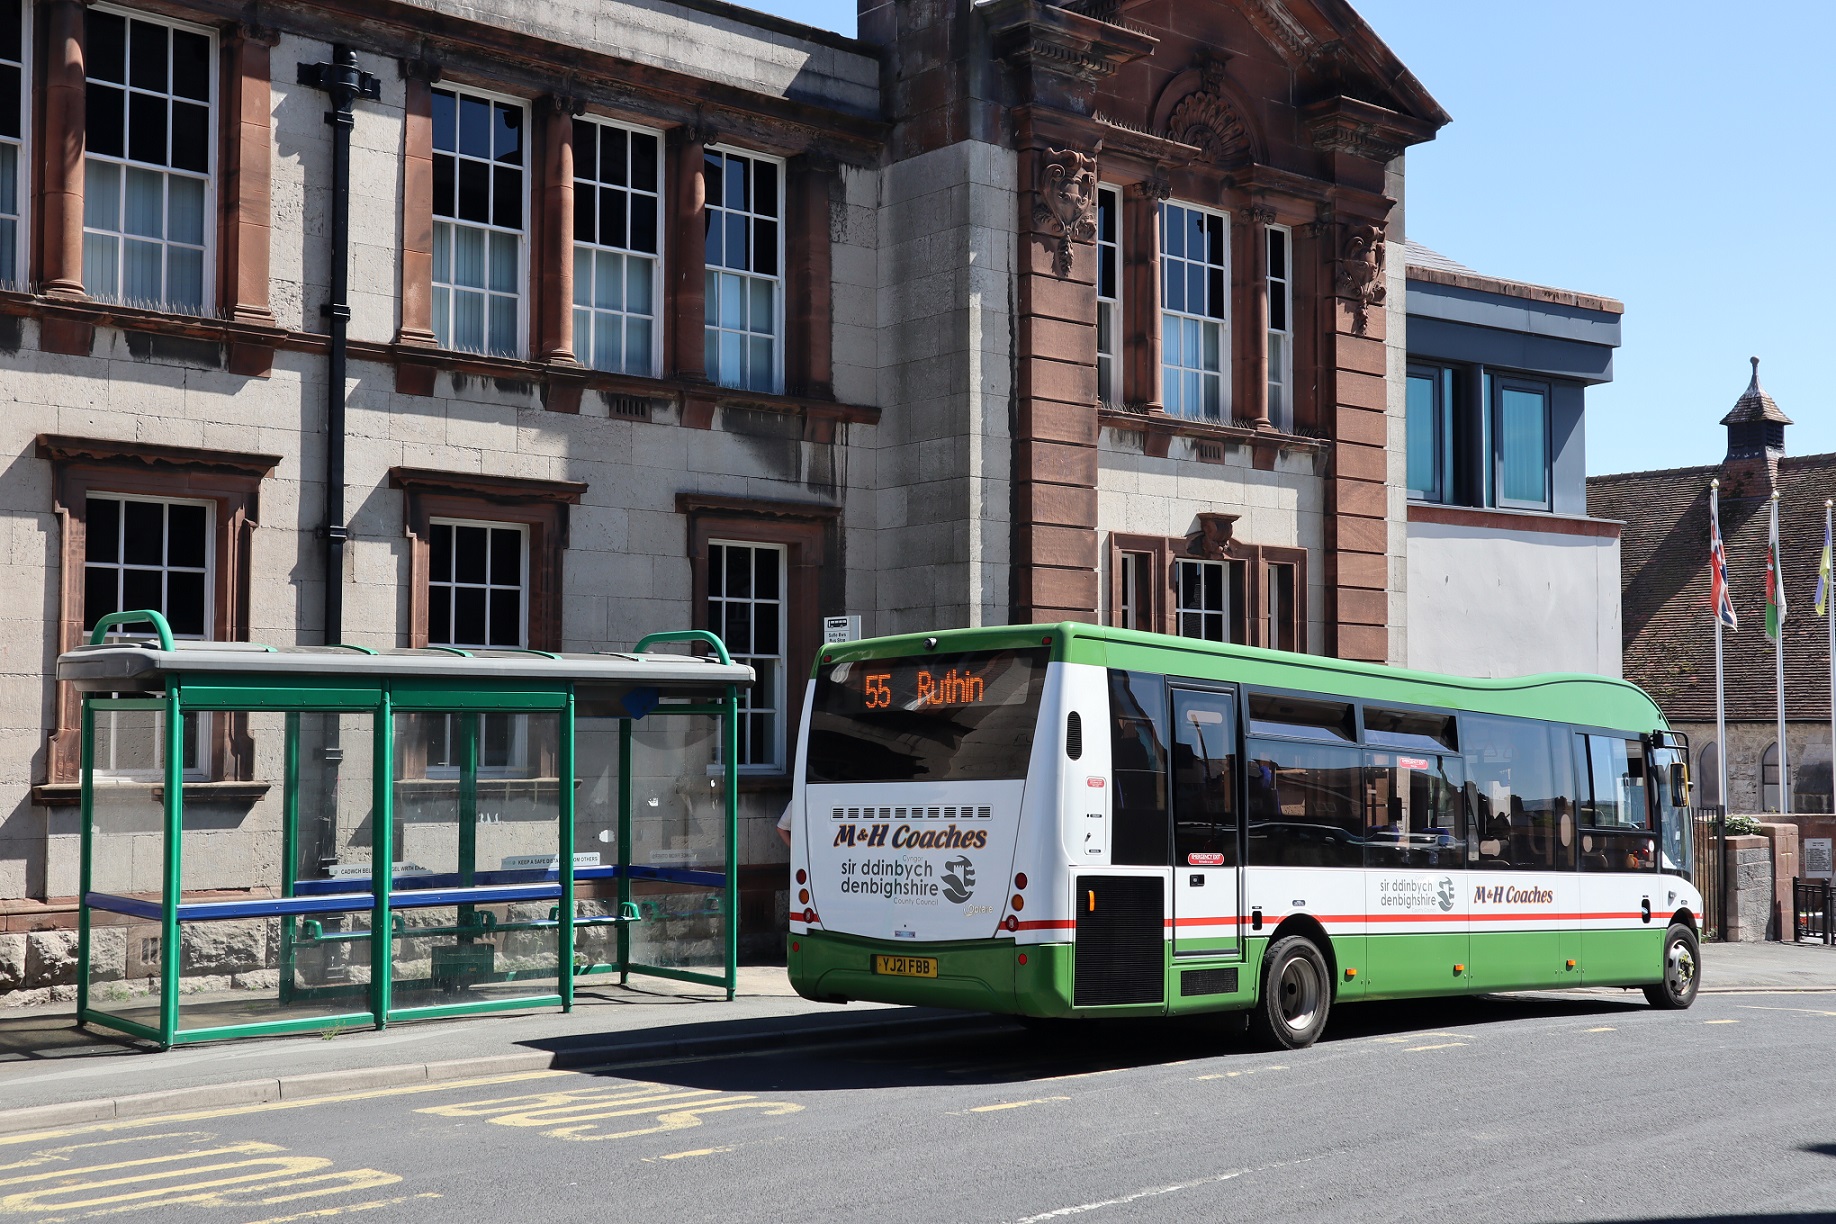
[1721,357,1793,426]
[1402,240,1480,277]
[1588,455,1836,721]
[1403,239,1624,314]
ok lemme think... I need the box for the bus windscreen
[805,649,1048,782]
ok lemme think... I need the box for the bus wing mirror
[1670,762,1688,801]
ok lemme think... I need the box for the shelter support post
[560,689,577,1009]
[280,712,301,1004]
[371,688,394,1027]
[76,696,95,1023]
[158,683,183,1048]
[618,717,633,985]
[724,685,739,1001]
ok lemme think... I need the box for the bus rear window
[805,649,1048,782]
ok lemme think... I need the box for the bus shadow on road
[544,992,1653,1095]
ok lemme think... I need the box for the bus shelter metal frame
[66,611,750,1049]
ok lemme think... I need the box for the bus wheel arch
[1250,920,1335,1051]
[1265,915,1337,991]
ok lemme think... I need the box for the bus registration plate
[873,954,937,978]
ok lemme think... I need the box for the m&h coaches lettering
[1474,885,1555,905]
[833,823,989,850]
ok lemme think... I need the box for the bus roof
[816,623,1665,733]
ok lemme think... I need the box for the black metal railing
[1692,806,1727,941]
[1795,877,1833,945]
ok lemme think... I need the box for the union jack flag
[1710,491,1738,631]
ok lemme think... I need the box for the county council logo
[940,856,976,904]
[1436,877,1456,912]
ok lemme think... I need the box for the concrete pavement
[2,940,1832,1137]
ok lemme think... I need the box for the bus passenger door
[1169,687,1241,960]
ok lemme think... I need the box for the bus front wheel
[1643,922,1700,1010]
[1251,935,1331,1050]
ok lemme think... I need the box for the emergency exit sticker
[1397,756,1431,771]
[1188,852,1226,866]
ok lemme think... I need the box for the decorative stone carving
[1186,512,1240,560]
[1163,57,1253,167]
[1239,204,1276,226]
[1031,148,1097,278]
[1130,173,1172,202]
[1336,223,1387,334]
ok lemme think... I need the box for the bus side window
[1463,714,1572,871]
[1107,669,1169,867]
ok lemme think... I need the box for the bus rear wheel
[1251,935,1331,1050]
[1643,922,1700,1010]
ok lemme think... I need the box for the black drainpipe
[298,47,379,646]
[298,49,380,879]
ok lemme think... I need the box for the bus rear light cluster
[1010,894,1025,911]
[1003,915,1019,933]
[798,889,810,905]
[1013,872,1027,890]
[803,908,818,923]
[1017,953,1028,966]
[795,869,807,885]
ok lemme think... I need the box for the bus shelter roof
[57,639,754,695]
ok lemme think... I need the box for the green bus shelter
[59,610,754,1049]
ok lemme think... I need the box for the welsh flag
[1766,497,1788,641]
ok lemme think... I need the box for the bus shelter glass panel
[83,702,168,1030]
[175,711,376,1034]
[572,713,624,970]
[389,710,563,1012]
[625,713,729,975]
[287,712,380,1004]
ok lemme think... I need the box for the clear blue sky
[742,0,1830,477]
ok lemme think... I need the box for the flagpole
[1714,480,1730,812]
[1774,491,1790,815]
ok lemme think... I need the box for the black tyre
[1251,935,1331,1050]
[1642,922,1700,1010]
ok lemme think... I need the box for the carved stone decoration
[1337,223,1387,335]
[1031,148,1098,278]
[1239,204,1276,226]
[1130,172,1172,202]
[1186,512,1240,560]
[1163,56,1253,168]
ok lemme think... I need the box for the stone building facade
[0,0,1454,998]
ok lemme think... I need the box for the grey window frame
[0,0,24,290]
[1492,374,1553,511]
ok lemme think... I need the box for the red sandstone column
[1242,204,1272,428]
[397,75,437,347]
[221,28,276,325]
[786,154,835,399]
[669,126,709,381]
[539,100,578,364]
[1125,180,1165,410]
[40,0,86,300]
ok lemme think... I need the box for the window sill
[0,290,881,430]
[1406,502,1622,540]
[32,780,273,808]
[1098,405,1330,466]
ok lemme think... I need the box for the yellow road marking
[1586,1027,1617,1033]
[966,1097,1071,1114]
[416,1084,802,1142]
[1403,1042,1467,1052]
[242,1192,442,1224]
[0,1071,573,1148]
[0,1129,404,1217]
[1036,1067,1126,1084]
[653,1148,733,1162]
[1704,1019,1740,1025]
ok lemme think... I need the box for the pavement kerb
[0,1009,997,1138]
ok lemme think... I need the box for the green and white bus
[785,624,1702,1049]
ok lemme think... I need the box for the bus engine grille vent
[1073,875,1165,1007]
[832,806,993,820]
[1179,967,1239,997]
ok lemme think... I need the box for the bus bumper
[788,930,1077,1017]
